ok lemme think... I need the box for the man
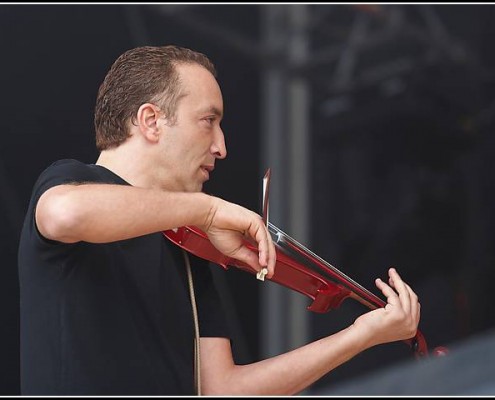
[18,45,420,395]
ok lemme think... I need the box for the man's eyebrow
[201,106,223,118]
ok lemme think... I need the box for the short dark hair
[94,45,217,151]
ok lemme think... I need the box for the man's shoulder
[39,159,127,186]
[36,159,96,186]
[48,158,88,170]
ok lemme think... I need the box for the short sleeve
[27,159,106,246]
[32,159,101,207]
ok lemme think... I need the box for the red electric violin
[163,169,445,360]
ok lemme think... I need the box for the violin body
[165,225,348,311]
[163,223,430,359]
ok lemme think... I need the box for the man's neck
[96,147,155,189]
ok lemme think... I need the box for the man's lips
[201,165,215,180]
[202,165,215,173]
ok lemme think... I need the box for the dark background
[2,4,495,395]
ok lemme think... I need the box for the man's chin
[187,182,204,193]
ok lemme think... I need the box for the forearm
[202,325,371,396]
[36,183,215,243]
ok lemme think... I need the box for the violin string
[267,222,381,302]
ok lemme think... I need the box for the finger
[388,268,411,314]
[405,282,420,323]
[264,224,276,279]
[243,217,267,268]
[237,207,275,278]
[375,277,401,307]
[232,244,262,273]
[249,217,276,279]
[252,220,270,270]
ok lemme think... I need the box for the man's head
[94,45,217,151]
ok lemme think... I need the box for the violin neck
[268,222,385,309]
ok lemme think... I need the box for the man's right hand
[200,197,276,279]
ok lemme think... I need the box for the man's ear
[135,103,165,143]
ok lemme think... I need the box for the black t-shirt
[18,159,230,395]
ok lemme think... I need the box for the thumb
[230,245,262,273]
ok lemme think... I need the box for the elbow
[36,187,82,243]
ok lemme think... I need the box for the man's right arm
[36,183,276,277]
[36,183,215,244]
